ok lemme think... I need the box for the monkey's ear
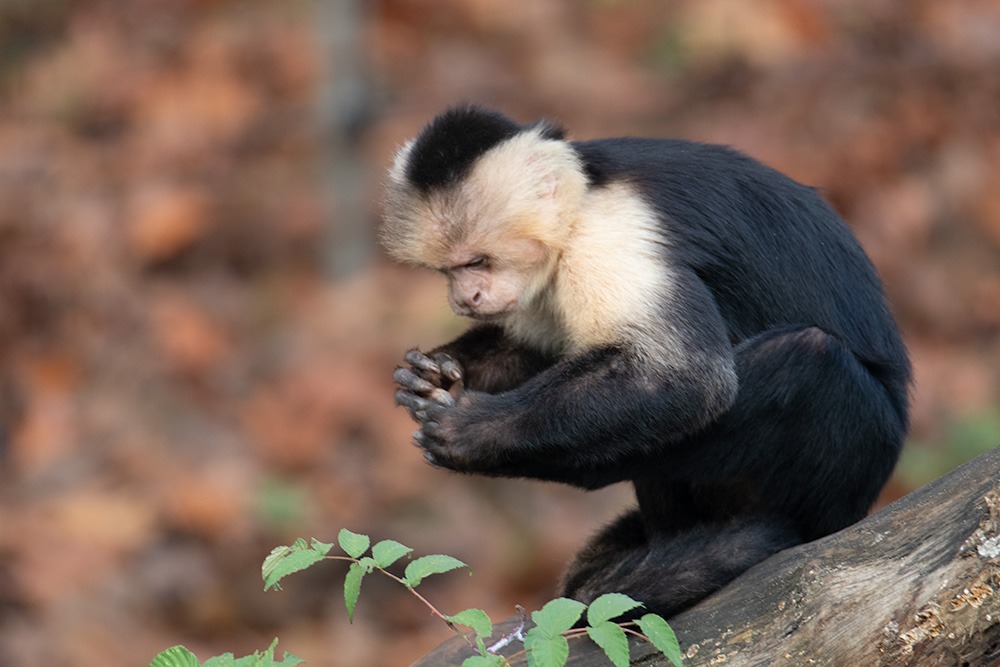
[541,173,559,200]
[520,134,583,202]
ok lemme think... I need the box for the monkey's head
[381,106,588,320]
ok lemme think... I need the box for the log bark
[413,444,1000,666]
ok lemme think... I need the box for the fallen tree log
[413,444,1000,666]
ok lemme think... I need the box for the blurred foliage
[898,409,1000,488]
[254,476,313,533]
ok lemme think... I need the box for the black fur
[395,109,910,618]
[404,105,565,194]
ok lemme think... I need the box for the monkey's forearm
[430,325,555,394]
[419,348,734,488]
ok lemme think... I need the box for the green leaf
[445,608,493,639]
[201,656,235,667]
[461,656,505,667]
[344,561,366,622]
[586,622,630,667]
[357,556,379,573]
[371,539,413,569]
[525,627,569,667]
[148,646,200,667]
[637,613,683,667]
[262,538,331,591]
[274,650,305,666]
[530,598,586,637]
[310,537,334,554]
[402,554,468,588]
[586,593,643,626]
[190,640,303,667]
[338,528,371,559]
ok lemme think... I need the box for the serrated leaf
[586,621,630,667]
[530,598,586,637]
[233,637,280,667]
[338,528,370,559]
[371,539,413,569]
[197,640,303,667]
[462,654,506,667]
[262,539,328,591]
[276,653,304,667]
[357,556,379,573]
[637,613,683,667]
[445,608,493,638]
[525,627,569,667]
[310,537,334,555]
[402,554,468,587]
[148,646,200,667]
[258,638,304,667]
[202,655,236,667]
[344,561,366,622]
[461,656,505,667]
[586,593,643,626]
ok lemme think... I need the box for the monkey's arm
[398,276,738,489]
[404,346,733,488]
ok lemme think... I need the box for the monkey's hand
[402,348,463,391]
[393,366,466,469]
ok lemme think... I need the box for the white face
[381,127,588,268]
[442,237,550,320]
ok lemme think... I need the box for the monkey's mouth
[458,298,518,321]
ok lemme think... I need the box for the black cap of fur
[404,106,565,194]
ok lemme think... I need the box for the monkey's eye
[464,256,489,269]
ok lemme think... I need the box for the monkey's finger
[394,367,435,394]
[434,355,463,381]
[414,431,449,468]
[422,421,443,438]
[405,349,441,374]
[395,390,430,413]
[421,401,450,424]
[429,388,456,407]
[413,428,439,453]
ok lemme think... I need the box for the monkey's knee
[559,510,646,599]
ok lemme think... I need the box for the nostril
[470,291,482,306]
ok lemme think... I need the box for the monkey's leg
[561,326,904,618]
[559,511,798,619]
[675,325,907,542]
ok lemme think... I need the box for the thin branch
[326,555,479,652]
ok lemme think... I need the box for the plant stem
[326,555,478,652]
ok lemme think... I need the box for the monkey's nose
[456,292,481,312]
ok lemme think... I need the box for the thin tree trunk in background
[316,0,374,279]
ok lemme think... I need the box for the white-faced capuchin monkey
[382,106,910,619]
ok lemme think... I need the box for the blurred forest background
[1,0,999,665]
